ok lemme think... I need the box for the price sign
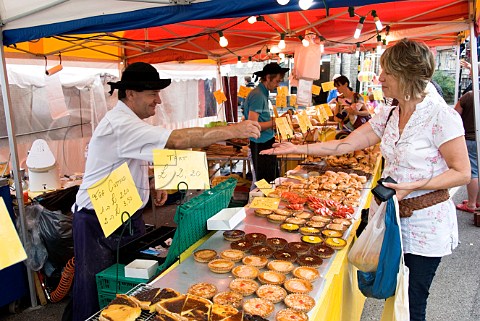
[275,117,294,141]
[0,198,27,270]
[277,86,288,96]
[153,150,210,190]
[297,112,313,134]
[254,179,275,196]
[321,81,335,92]
[276,95,287,108]
[238,86,252,99]
[88,162,143,238]
[213,90,227,104]
[311,85,321,95]
[250,197,280,210]
[316,105,329,123]
[320,103,333,117]
[290,95,297,107]
[373,89,384,101]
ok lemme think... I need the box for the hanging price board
[0,198,27,270]
[276,95,287,108]
[153,150,210,190]
[275,117,294,141]
[297,112,313,134]
[321,81,335,92]
[238,86,252,99]
[311,84,321,95]
[250,197,280,210]
[373,89,384,101]
[88,162,143,238]
[213,90,227,104]
[290,95,297,107]
[277,86,288,96]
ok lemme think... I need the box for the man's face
[128,89,162,119]
[265,74,284,92]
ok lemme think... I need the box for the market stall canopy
[1,0,470,65]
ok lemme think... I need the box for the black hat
[108,62,171,94]
[253,62,289,78]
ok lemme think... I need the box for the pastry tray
[86,283,157,321]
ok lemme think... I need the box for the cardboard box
[124,259,158,279]
[207,207,246,230]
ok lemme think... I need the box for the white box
[207,207,246,230]
[124,259,158,279]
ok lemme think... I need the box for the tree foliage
[432,70,455,105]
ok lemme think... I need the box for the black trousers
[250,137,278,183]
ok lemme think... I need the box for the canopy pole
[453,42,461,106]
[0,37,38,308]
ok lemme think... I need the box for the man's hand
[231,120,261,139]
[152,189,168,206]
[260,142,297,155]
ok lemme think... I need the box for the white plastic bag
[348,201,386,272]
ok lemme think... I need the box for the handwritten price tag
[311,85,321,95]
[254,179,275,196]
[153,150,210,190]
[297,112,313,134]
[250,197,280,210]
[238,86,252,99]
[321,103,333,116]
[276,95,287,108]
[290,95,297,107]
[275,117,294,141]
[213,90,227,104]
[88,162,143,238]
[0,198,27,270]
[277,86,288,96]
[321,81,335,92]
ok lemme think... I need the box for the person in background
[71,62,260,321]
[261,39,470,321]
[332,75,370,130]
[243,62,289,183]
[327,74,341,104]
[245,75,255,88]
[454,90,479,213]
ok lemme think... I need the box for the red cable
[50,257,75,303]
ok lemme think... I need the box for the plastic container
[96,264,149,294]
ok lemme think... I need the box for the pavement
[0,186,479,321]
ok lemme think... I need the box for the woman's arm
[383,136,471,200]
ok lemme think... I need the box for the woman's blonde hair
[380,38,435,100]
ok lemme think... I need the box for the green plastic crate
[96,263,148,295]
[97,291,115,309]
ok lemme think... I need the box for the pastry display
[284,217,307,226]
[265,237,288,250]
[293,212,313,220]
[332,218,352,227]
[256,284,287,303]
[284,293,316,312]
[211,304,239,321]
[305,221,326,229]
[274,208,292,216]
[299,227,320,236]
[275,308,309,321]
[244,233,267,245]
[310,244,335,258]
[292,266,320,282]
[283,278,313,294]
[230,240,253,252]
[212,291,243,308]
[267,260,294,274]
[254,209,273,217]
[229,278,259,296]
[309,215,331,223]
[242,298,275,318]
[232,265,260,279]
[280,223,300,233]
[321,229,343,238]
[296,254,323,268]
[300,235,323,245]
[284,242,310,255]
[326,223,347,232]
[242,255,269,268]
[272,250,298,262]
[223,230,246,242]
[258,270,286,285]
[220,249,244,262]
[100,294,141,321]
[187,282,217,299]
[325,237,347,250]
[249,245,274,258]
[193,249,217,263]
[267,214,287,224]
[208,259,235,273]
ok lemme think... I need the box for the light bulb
[353,17,365,39]
[355,44,360,58]
[247,57,253,68]
[302,38,310,47]
[299,0,313,10]
[270,45,280,54]
[278,39,286,49]
[218,31,228,47]
[279,53,285,59]
[320,42,324,53]
[237,56,242,67]
[277,0,290,5]
[374,17,383,31]
[248,16,257,24]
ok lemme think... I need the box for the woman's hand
[152,189,168,206]
[382,182,414,201]
[260,142,297,155]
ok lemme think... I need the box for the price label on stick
[277,86,288,96]
[255,179,275,196]
[0,198,27,270]
[213,90,227,104]
[275,117,294,141]
[250,197,280,210]
[238,86,252,99]
[87,162,143,238]
[297,112,313,134]
[153,150,210,190]
[321,103,333,117]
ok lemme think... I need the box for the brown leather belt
[375,189,450,217]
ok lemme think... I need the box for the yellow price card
[213,90,227,104]
[153,150,210,190]
[277,86,288,96]
[289,95,297,107]
[316,105,329,122]
[276,95,287,108]
[272,105,279,118]
[321,103,333,116]
[238,86,252,99]
[311,85,321,95]
[0,198,27,270]
[297,112,313,134]
[275,117,294,141]
[88,162,143,238]
[321,81,335,92]
[254,179,275,196]
[373,89,384,101]
[250,197,280,210]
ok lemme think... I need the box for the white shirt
[369,90,464,257]
[75,101,172,210]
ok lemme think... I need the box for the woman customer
[261,39,470,321]
[332,75,370,130]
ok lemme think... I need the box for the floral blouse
[369,89,464,257]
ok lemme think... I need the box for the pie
[130,288,160,312]
[285,217,307,226]
[187,282,217,299]
[283,278,313,294]
[208,259,235,273]
[284,293,316,312]
[272,250,298,262]
[296,254,323,268]
[321,229,343,238]
[211,304,239,321]
[255,284,287,303]
[254,209,273,217]
[155,294,187,315]
[293,212,313,220]
[284,242,310,254]
[258,270,286,285]
[244,314,268,321]
[267,260,294,274]
[305,221,326,229]
[299,227,320,236]
[310,244,335,258]
[300,235,323,245]
[220,249,244,262]
[275,308,309,321]
[179,295,212,321]
[280,223,300,233]
[229,278,259,296]
[99,294,141,321]
[242,255,268,268]
[249,245,274,258]
[310,215,331,223]
[292,266,320,282]
[274,208,292,216]
[223,230,246,242]
[230,240,253,252]
[325,237,347,250]
[265,237,288,250]
[326,223,347,232]
[244,233,267,245]
[212,291,243,308]
[267,214,287,224]
[194,249,217,263]
[242,298,275,318]
[332,218,352,227]
[231,265,260,279]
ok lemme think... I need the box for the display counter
[148,157,382,320]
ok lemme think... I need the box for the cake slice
[130,288,161,312]
[180,294,212,321]
[99,294,141,321]
[156,294,187,315]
